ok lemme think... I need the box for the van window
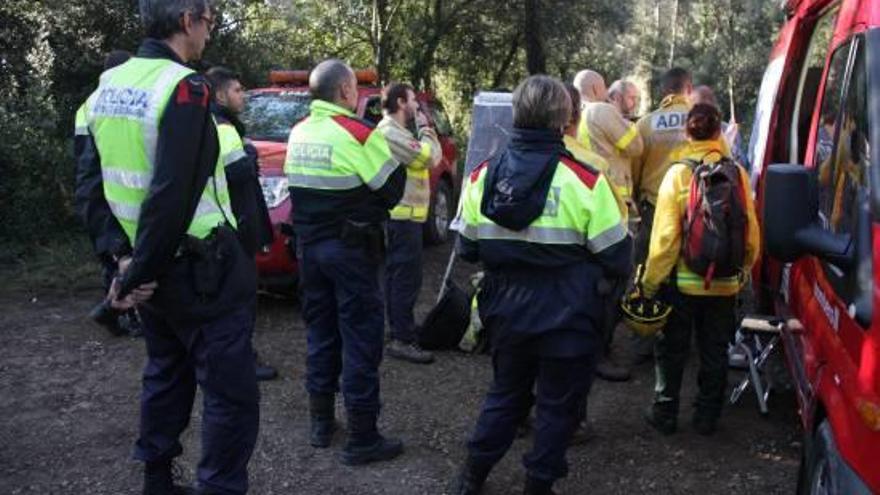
[790,7,839,163]
[812,37,872,316]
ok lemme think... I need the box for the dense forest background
[0,0,783,249]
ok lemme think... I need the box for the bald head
[310,59,357,109]
[691,85,718,108]
[573,70,607,103]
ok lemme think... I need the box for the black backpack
[680,157,748,289]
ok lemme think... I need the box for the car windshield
[241,91,311,142]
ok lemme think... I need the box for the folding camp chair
[728,315,783,415]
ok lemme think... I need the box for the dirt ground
[0,242,802,495]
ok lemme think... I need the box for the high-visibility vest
[217,121,248,168]
[283,100,397,192]
[83,57,235,244]
[456,154,627,255]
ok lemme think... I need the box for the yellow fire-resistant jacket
[641,139,760,298]
[564,134,628,222]
[377,116,442,223]
[632,95,691,206]
[577,101,643,204]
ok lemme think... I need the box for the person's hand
[414,110,429,129]
[108,256,157,309]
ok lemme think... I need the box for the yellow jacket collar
[678,139,727,162]
[660,94,691,109]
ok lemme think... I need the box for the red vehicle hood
[252,140,286,177]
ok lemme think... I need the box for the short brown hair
[381,82,415,113]
[564,83,581,127]
[512,75,571,130]
[686,103,722,141]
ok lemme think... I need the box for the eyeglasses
[200,14,216,31]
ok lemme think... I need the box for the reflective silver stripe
[194,198,222,218]
[223,149,247,166]
[455,221,478,240]
[102,168,151,189]
[75,125,89,136]
[287,173,363,190]
[475,224,586,244]
[586,222,628,253]
[143,64,194,168]
[366,159,399,191]
[107,200,140,222]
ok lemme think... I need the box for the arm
[380,121,442,171]
[118,75,216,295]
[360,129,406,209]
[604,105,643,158]
[73,121,131,261]
[586,175,631,278]
[641,165,684,297]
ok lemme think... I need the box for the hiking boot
[386,339,435,364]
[595,356,631,382]
[143,459,194,495]
[120,310,144,338]
[692,414,718,436]
[451,457,491,495]
[523,477,557,495]
[644,407,677,435]
[339,435,404,466]
[89,300,127,337]
[339,411,403,465]
[309,394,336,448]
[569,420,597,445]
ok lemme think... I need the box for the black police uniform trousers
[384,219,424,344]
[652,292,737,421]
[300,237,384,415]
[467,334,596,483]
[134,305,259,495]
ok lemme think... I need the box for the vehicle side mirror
[762,164,855,270]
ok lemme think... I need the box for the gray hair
[309,59,354,103]
[608,80,636,98]
[139,0,211,40]
[512,75,571,130]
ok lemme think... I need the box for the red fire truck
[749,0,880,492]
[240,69,459,290]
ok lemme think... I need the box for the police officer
[377,82,442,365]
[452,75,631,495]
[74,1,259,493]
[285,59,406,464]
[205,66,278,381]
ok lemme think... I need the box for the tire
[424,179,453,245]
[798,420,846,495]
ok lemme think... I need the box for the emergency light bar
[268,68,379,86]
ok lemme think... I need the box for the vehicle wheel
[424,179,453,245]
[799,420,837,495]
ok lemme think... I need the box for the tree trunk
[491,33,520,89]
[523,0,546,75]
[668,0,679,68]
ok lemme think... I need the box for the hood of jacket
[481,128,566,231]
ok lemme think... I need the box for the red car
[240,70,460,290]
[749,0,880,492]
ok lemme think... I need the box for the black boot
[309,394,336,448]
[523,477,557,495]
[143,459,194,495]
[451,457,491,495]
[339,411,403,466]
